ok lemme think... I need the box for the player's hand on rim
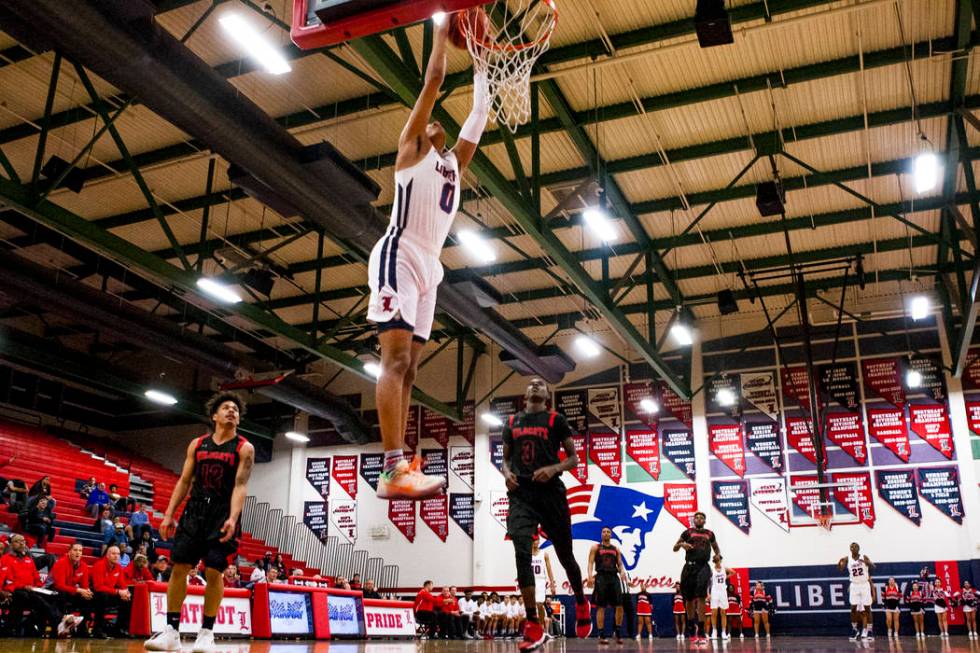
[219,517,237,543]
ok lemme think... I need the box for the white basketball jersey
[848,557,870,585]
[712,567,728,591]
[390,147,460,256]
[532,553,547,584]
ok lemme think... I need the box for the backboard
[788,479,868,529]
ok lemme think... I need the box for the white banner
[150,592,251,635]
[364,604,417,637]
[331,499,357,544]
[490,491,509,531]
[741,372,778,422]
[450,445,474,488]
[588,386,622,431]
[749,477,790,532]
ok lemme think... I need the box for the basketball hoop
[816,513,834,531]
[459,0,558,132]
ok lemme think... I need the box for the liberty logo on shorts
[381,296,394,312]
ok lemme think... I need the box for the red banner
[785,416,820,464]
[559,434,589,484]
[331,455,358,499]
[936,560,965,625]
[966,401,980,437]
[663,483,697,527]
[589,431,622,483]
[908,404,955,458]
[861,357,906,408]
[867,408,911,462]
[658,381,692,429]
[780,367,813,413]
[404,406,419,453]
[420,495,448,542]
[832,472,875,527]
[623,381,658,427]
[449,401,475,444]
[963,349,980,390]
[388,500,415,543]
[708,423,745,476]
[625,427,660,480]
[788,475,820,521]
[422,407,450,448]
[824,412,867,465]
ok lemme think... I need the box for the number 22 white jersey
[848,557,870,586]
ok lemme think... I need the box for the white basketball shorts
[367,228,443,342]
[849,583,872,608]
[710,587,729,610]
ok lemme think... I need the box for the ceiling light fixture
[909,295,929,321]
[639,398,659,414]
[284,431,310,443]
[457,229,497,263]
[574,334,601,358]
[219,14,292,75]
[481,413,503,427]
[144,389,178,406]
[363,362,382,379]
[197,277,243,304]
[671,319,694,346]
[912,135,939,194]
[906,369,922,389]
[583,207,617,242]
[716,388,736,406]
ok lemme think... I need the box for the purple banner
[555,389,588,434]
[744,420,783,472]
[450,493,474,538]
[490,435,504,473]
[707,373,741,418]
[819,362,859,410]
[359,453,383,491]
[303,501,329,543]
[488,396,523,436]
[305,457,331,499]
[875,469,922,525]
[662,428,696,481]
[917,467,964,524]
[711,480,751,534]
[421,448,448,484]
[909,357,947,402]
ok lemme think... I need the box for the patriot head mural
[544,484,664,570]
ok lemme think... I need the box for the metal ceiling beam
[350,35,692,399]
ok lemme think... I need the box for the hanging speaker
[717,289,739,315]
[755,181,785,217]
[40,156,86,194]
[695,0,734,48]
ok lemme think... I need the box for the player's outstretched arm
[398,17,449,159]
[617,548,627,580]
[159,439,197,540]
[587,544,598,583]
[452,69,489,171]
[221,441,255,543]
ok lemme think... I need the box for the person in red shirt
[187,565,206,587]
[883,577,901,638]
[0,533,66,636]
[415,579,437,638]
[90,544,132,638]
[436,586,463,639]
[50,542,92,636]
[125,553,153,584]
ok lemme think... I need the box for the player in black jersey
[588,527,626,644]
[502,377,593,651]
[145,392,255,653]
[673,511,720,645]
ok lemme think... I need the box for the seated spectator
[222,564,241,589]
[49,542,92,637]
[102,517,129,555]
[187,566,205,587]
[151,556,171,583]
[90,545,132,638]
[119,548,132,568]
[108,484,135,514]
[290,568,304,580]
[125,554,152,584]
[437,586,462,639]
[273,553,287,576]
[362,579,382,599]
[335,575,351,590]
[249,559,266,586]
[265,567,280,584]
[28,475,54,504]
[86,483,111,518]
[415,580,437,638]
[126,503,151,540]
[350,573,362,590]
[93,506,113,534]
[260,551,273,571]
[138,530,157,564]
[0,533,68,637]
[458,589,477,639]
[25,496,56,546]
[80,476,97,500]
[5,477,28,512]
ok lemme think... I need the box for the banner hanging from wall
[819,362,859,410]
[450,493,474,538]
[909,357,947,401]
[663,483,697,527]
[422,407,450,448]
[780,366,813,413]
[305,458,331,499]
[588,386,622,432]
[488,396,522,436]
[330,499,357,544]
[421,448,448,485]
[450,446,474,488]
[832,472,875,527]
[867,408,911,462]
[908,404,955,458]
[662,429,696,480]
[490,436,504,474]
[966,401,980,436]
[875,469,922,525]
[744,420,783,471]
[559,434,589,484]
[331,455,358,499]
[861,358,906,409]
[303,501,328,543]
[555,389,588,434]
[749,477,790,531]
[712,480,751,534]
[963,348,980,390]
[388,500,416,542]
[707,374,741,418]
[589,431,622,483]
[449,400,475,444]
[420,495,448,542]
[824,412,867,465]
[741,371,778,421]
[917,467,964,523]
[785,416,820,464]
[625,427,660,480]
[405,405,419,452]
[490,492,509,533]
[787,474,820,523]
[708,423,745,476]
[359,454,383,491]
[623,381,658,427]
[658,382,692,429]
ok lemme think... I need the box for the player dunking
[144,393,255,652]
[588,527,626,644]
[502,377,593,651]
[837,542,875,641]
[673,511,720,645]
[369,13,489,500]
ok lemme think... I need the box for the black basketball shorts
[506,480,571,544]
[680,561,711,602]
[593,573,622,608]
[171,500,240,572]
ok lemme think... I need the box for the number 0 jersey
[387,147,460,258]
[502,410,573,484]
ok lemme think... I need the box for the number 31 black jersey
[502,410,572,483]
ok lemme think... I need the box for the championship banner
[449,493,474,538]
[303,501,328,543]
[965,401,980,436]
[559,434,589,484]
[490,435,504,473]
[832,472,875,527]
[787,475,820,522]
[588,386,622,432]
[405,405,419,452]
[744,420,783,471]
[867,408,911,462]
[749,477,790,532]
[780,366,813,413]
[712,480,751,534]
[305,457,331,499]
[917,467,964,523]
[708,423,745,476]
[555,389,588,434]
[861,358,906,409]
[420,495,448,542]
[359,453,383,491]
[623,381,658,427]
[421,448,448,485]
[824,412,867,465]
[450,446,474,488]
[625,427,660,480]
[658,381,692,429]
[449,400,475,444]
[662,428,696,480]
[388,500,416,542]
[490,491,510,532]
[707,374,741,418]
[819,362,859,410]
[909,357,947,401]
[908,404,955,458]
[332,455,358,499]
[875,469,922,525]
[963,348,980,390]
[741,371,778,422]
[422,407,450,448]
[488,396,522,435]
[589,431,622,483]
[330,499,357,544]
[785,416,820,464]
[663,483,697,527]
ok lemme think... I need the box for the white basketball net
[461,0,558,133]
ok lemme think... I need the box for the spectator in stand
[415,580,437,639]
[249,558,266,587]
[362,579,382,599]
[126,553,153,584]
[90,544,132,638]
[335,575,351,590]
[138,529,157,564]
[49,542,92,636]
[86,482,111,518]
[0,533,73,637]
[223,564,241,589]
[290,568,304,581]
[93,506,113,534]
[187,566,206,587]
[80,476,97,500]
[28,475,55,509]
[350,573,362,590]
[102,517,129,555]
[151,556,171,583]
[25,496,56,546]
[127,503,151,541]
[265,567,280,584]
[260,551,273,571]
[273,553,287,576]
[108,484,135,514]
[5,477,28,512]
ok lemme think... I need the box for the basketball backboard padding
[292,0,486,50]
